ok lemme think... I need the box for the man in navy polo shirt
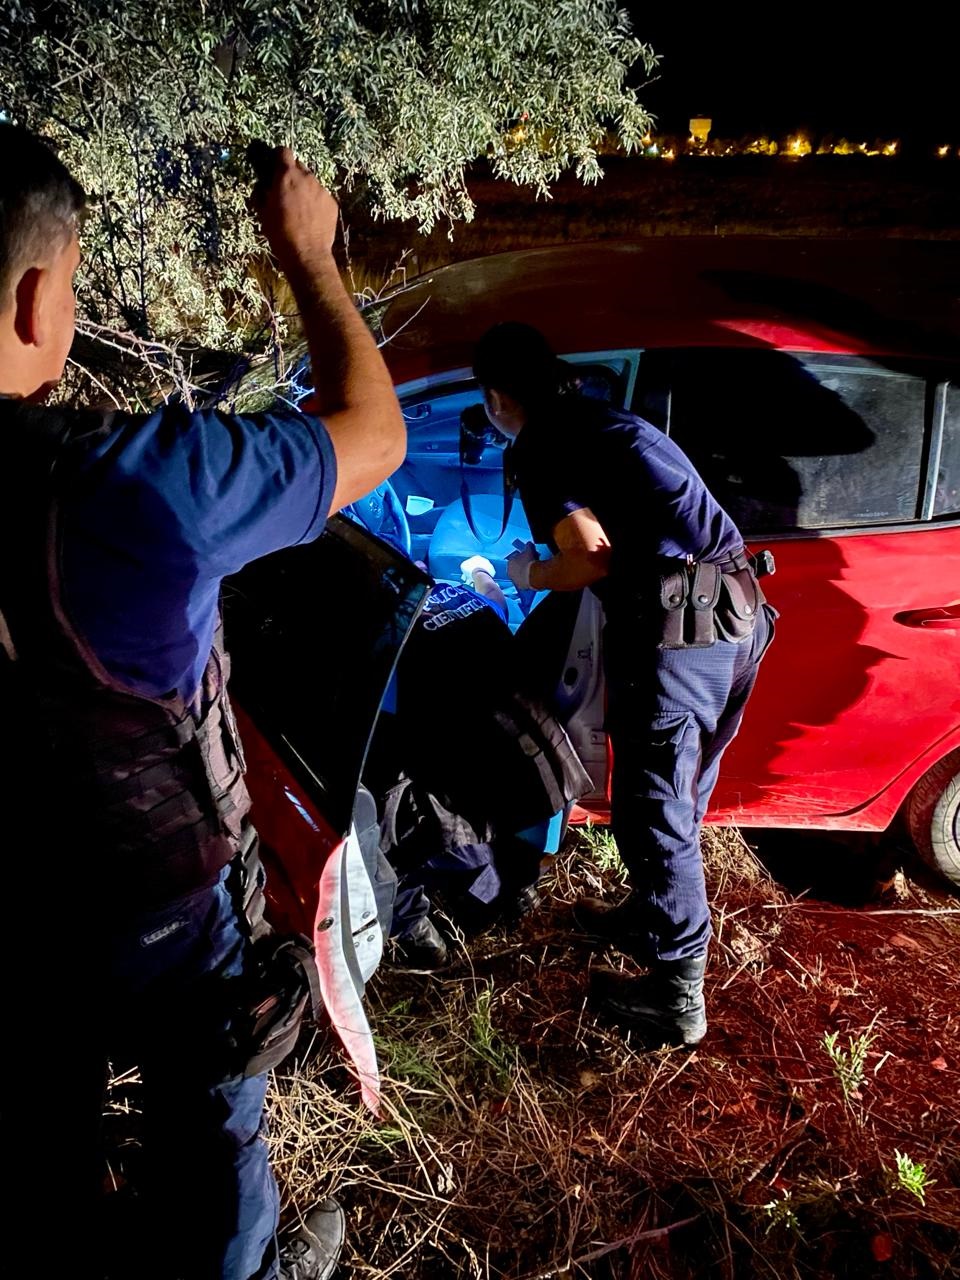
[0,128,405,1279]
[473,323,774,1050]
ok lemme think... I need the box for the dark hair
[0,125,85,305]
[473,322,571,411]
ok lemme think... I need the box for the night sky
[630,5,956,143]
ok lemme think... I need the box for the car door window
[934,381,960,518]
[658,350,929,533]
[225,517,431,836]
[398,384,503,544]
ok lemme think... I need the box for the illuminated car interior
[382,352,640,630]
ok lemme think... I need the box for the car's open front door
[224,516,431,1110]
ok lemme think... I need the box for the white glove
[460,555,496,586]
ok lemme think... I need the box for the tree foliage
[0,0,655,362]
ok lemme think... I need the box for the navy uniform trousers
[5,866,280,1280]
[603,604,774,962]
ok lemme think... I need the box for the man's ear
[13,267,44,346]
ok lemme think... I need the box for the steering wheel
[344,479,412,558]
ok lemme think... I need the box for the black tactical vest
[0,400,251,908]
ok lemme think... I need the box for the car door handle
[893,605,960,630]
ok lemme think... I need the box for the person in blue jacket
[473,322,775,1050]
[365,554,587,969]
[0,128,405,1280]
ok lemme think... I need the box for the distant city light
[689,116,712,147]
[594,121,954,161]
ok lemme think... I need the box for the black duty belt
[710,548,776,579]
[655,547,753,578]
[714,548,752,575]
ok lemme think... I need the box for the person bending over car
[473,323,776,1050]
[0,129,405,1280]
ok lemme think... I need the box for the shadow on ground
[745,827,956,907]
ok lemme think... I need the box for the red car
[227,240,960,1104]
[367,239,960,886]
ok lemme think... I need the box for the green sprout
[373,1032,443,1089]
[822,1024,877,1101]
[579,821,628,882]
[891,1151,935,1205]
[761,1191,801,1236]
[468,981,516,1092]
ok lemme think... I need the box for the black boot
[508,882,543,924]
[279,1198,345,1280]
[572,892,648,956]
[590,955,708,1048]
[392,915,450,970]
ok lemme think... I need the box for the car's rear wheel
[906,749,960,890]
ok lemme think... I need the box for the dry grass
[265,829,960,1279]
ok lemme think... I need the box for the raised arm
[253,149,405,512]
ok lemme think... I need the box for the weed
[374,1032,444,1089]
[890,1151,936,1206]
[761,1190,802,1237]
[758,1174,848,1244]
[822,1018,879,1101]
[359,1124,408,1152]
[467,980,517,1092]
[578,820,628,882]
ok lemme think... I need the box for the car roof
[371,238,960,385]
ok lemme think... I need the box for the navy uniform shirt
[60,404,336,703]
[508,397,743,620]
[420,580,509,629]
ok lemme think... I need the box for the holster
[229,931,321,1079]
[715,563,766,642]
[222,826,323,1080]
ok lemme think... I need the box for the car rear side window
[661,351,928,533]
[934,382,960,517]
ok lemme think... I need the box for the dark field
[343,156,960,291]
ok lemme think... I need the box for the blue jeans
[8,867,280,1280]
[604,606,774,962]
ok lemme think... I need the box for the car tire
[906,749,960,890]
